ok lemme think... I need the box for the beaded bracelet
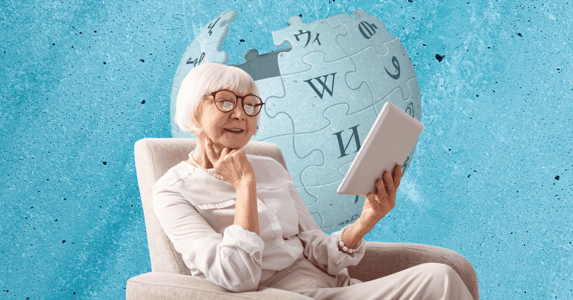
[338,224,363,254]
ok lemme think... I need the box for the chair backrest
[133,138,288,274]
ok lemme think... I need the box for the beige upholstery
[127,138,479,300]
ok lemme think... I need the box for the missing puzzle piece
[234,48,290,81]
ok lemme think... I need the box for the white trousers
[257,255,474,300]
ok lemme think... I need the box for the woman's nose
[230,105,246,120]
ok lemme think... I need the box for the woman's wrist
[338,221,367,251]
[235,176,256,192]
[357,214,377,233]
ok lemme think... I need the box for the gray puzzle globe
[171,9,422,233]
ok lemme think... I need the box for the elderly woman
[153,63,473,299]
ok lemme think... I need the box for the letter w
[332,125,361,158]
[304,72,337,99]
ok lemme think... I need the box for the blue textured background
[2,0,572,299]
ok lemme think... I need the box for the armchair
[127,138,479,300]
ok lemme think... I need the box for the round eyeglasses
[203,89,264,117]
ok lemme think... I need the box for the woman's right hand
[204,138,255,189]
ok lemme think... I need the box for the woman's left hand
[359,164,402,229]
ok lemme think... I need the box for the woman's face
[195,87,257,150]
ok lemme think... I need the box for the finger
[230,149,246,162]
[383,171,395,195]
[389,193,396,209]
[375,178,387,198]
[220,147,231,159]
[393,164,402,188]
[204,138,219,165]
[230,151,240,169]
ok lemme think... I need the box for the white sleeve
[288,182,365,276]
[152,184,265,293]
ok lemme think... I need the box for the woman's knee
[418,262,466,287]
[418,263,472,299]
[419,262,458,277]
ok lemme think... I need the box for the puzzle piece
[295,103,378,187]
[337,160,353,178]
[261,134,323,197]
[372,78,421,119]
[265,51,373,134]
[171,11,237,138]
[326,9,395,57]
[273,15,348,76]
[193,10,238,49]
[372,87,405,116]
[309,211,325,230]
[345,39,417,106]
[255,110,294,142]
[304,179,365,233]
[405,78,422,120]
[252,75,291,140]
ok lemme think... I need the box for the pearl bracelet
[338,224,363,254]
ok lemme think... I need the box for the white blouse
[152,153,365,293]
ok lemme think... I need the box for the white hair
[174,63,261,135]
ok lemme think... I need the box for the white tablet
[337,102,424,196]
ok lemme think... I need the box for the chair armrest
[347,242,479,300]
[126,272,304,300]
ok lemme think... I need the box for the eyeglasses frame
[203,89,265,117]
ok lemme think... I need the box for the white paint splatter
[398,175,426,211]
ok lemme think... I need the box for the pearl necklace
[188,152,225,181]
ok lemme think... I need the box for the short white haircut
[175,63,261,135]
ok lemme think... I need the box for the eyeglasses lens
[215,91,237,112]
[243,95,262,116]
[214,91,262,116]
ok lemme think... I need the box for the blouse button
[279,240,285,246]
[272,217,277,222]
[221,254,228,260]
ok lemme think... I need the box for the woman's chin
[220,139,249,150]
